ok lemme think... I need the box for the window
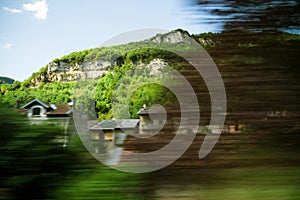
[32,107,41,116]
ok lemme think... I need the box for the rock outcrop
[29,60,112,87]
[29,30,198,87]
[47,60,112,82]
[151,30,197,45]
[29,57,170,87]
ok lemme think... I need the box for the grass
[55,164,146,200]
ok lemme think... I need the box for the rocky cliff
[151,30,197,45]
[28,30,213,87]
[29,58,169,87]
[47,60,112,81]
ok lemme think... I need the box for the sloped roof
[113,119,140,129]
[137,105,201,116]
[46,104,72,116]
[21,98,50,109]
[137,107,165,115]
[90,119,139,131]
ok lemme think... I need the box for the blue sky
[0,0,219,81]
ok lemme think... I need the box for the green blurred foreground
[0,106,144,200]
[1,105,300,199]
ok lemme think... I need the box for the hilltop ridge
[25,30,199,87]
[24,29,300,88]
[1,29,299,124]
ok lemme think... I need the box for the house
[89,104,194,144]
[89,119,139,142]
[137,106,245,134]
[89,105,179,150]
[89,119,139,153]
[88,104,245,154]
[21,98,72,118]
[137,105,167,134]
[88,104,200,154]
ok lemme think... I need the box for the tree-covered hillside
[1,30,299,124]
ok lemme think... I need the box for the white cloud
[3,6,22,14]
[23,0,48,20]
[3,43,14,49]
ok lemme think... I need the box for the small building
[21,98,72,118]
[88,105,246,154]
[89,119,139,142]
[89,119,139,153]
[89,105,165,151]
[137,105,167,134]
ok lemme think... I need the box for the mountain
[4,30,300,123]
[0,76,15,84]
[25,30,207,87]
[26,30,299,88]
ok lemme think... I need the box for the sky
[0,0,221,81]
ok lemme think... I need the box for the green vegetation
[55,164,145,200]
[149,167,300,200]
[1,104,300,199]
[1,30,300,199]
[0,81,74,107]
[53,49,92,65]
[0,103,145,200]
[74,58,178,120]
[1,30,300,122]
[0,104,78,199]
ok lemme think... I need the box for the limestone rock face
[151,30,216,47]
[29,60,113,87]
[146,59,169,76]
[30,58,169,87]
[151,31,197,45]
[47,60,112,81]
[29,31,196,87]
